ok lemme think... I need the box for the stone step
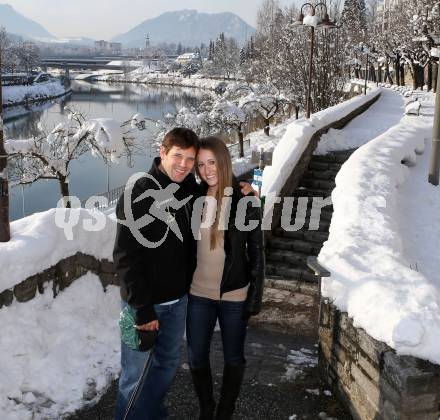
[268,238,322,255]
[303,169,339,181]
[308,161,336,171]
[299,178,336,190]
[279,217,331,232]
[308,161,344,172]
[280,196,334,212]
[293,188,333,198]
[265,263,320,283]
[273,228,330,243]
[266,249,310,266]
[311,151,354,164]
[281,205,333,227]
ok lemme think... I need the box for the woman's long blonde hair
[197,136,233,250]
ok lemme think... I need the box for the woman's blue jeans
[114,295,187,420]
[186,294,248,369]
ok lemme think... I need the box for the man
[113,127,200,420]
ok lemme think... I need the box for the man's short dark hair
[162,127,199,154]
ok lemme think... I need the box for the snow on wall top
[0,209,117,292]
[261,88,380,200]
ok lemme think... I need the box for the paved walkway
[67,287,351,420]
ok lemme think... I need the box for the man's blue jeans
[114,295,187,420]
[186,294,247,369]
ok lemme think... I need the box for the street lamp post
[293,2,337,119]
[423,2,440,185]
[364,51,369,95]
[429,48,440,185]
[360,44,376,95]
[0,48,11,241]
[306,24,315,119]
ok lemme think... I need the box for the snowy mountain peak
[112,9,255,48]
[0,3,55,39]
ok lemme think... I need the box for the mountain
[0,3,55,40]
[112,9,255,47]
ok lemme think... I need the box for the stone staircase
[266,150,355,286]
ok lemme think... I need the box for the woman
[186,136,265,420]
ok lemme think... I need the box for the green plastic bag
[119,305,141,350]
[119,305,157,352]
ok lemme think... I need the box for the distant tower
[146,34,150,49]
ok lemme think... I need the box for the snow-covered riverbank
[99,69,238,91]
[2,81,71,107]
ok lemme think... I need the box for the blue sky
[3,0,297,39]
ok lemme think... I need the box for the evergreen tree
[208,40,213,61]
[341,0,367,45]
[248,37,255,60]
[239,47,246,66]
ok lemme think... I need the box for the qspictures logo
[54,173,378,247]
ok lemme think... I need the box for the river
[3,80,205,221]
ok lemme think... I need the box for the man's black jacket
[113,158,198,325]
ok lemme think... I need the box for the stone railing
[319,299,440,420]
[0,253,118,309]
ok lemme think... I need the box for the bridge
[42,58,140,71]
[41,56,178,72]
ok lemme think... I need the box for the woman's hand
[136,320,160,331]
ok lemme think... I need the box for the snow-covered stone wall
[0,209,117,294]
[319,110,440,365]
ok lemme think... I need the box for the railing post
[0,50,11,242]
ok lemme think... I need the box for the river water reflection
[4,81,205,220]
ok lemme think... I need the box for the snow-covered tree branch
[5,110,148,207]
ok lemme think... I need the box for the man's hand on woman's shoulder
[239,181,259,198]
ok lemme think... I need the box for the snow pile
[0,273,120,420]
[261,88,380,202]
[0,209,116,291]
[405,99,421,115]
[319,97,440,364]
[283,347,318,381]
[3,81,69,106]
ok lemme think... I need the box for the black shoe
[216,364,245,420]
[190,366,216,420]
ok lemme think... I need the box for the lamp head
[293,12,304,26]
[317,13,337,29]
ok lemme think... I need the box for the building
[175,52,200,65]
[95,40,122,55]
[109,42,122,55]
[94,40,108,52]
